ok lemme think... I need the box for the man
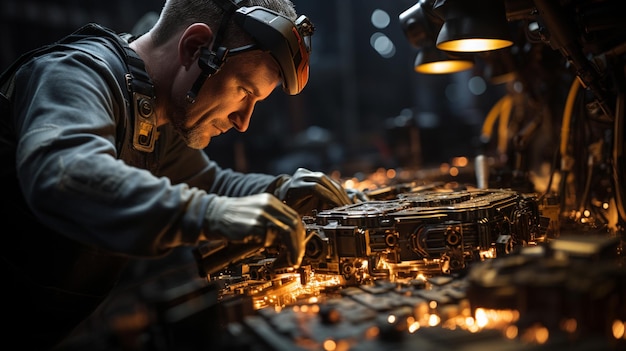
[0,0,355,348]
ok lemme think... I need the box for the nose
[230,102,255,132]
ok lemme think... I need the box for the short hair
[150,0,297,47]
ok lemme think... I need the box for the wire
[612,91,626,222]
[497,94,513,155]
[481,94,511,144]
[480,94,514,159]
[560,78,581,160]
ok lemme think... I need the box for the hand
[345,187,370,203]
[274,168,354,216]
[203,193,306,267]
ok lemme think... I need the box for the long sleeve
[9,39,279,258]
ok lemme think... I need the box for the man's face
[169,51,281,149]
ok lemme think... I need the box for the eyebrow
[237,70,278,101]
[240,76,261,97]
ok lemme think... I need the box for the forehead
[225,51,281,85]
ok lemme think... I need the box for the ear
[178,23,214,70]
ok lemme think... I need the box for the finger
[268,217,305,268]
[307,174,352,205]
[294,171,351,205]
[312,178,353,206]
[346,188,369,203]
[266,216,293,234]
[265,197,301,228]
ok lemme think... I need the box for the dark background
[1,0,508,178]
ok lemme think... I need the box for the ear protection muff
[185,46,229,103]
[185,0,241,103]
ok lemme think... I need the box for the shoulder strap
[88,24,158,153]
[0,23,157,154]
[117,33,158,153]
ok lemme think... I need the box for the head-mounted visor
[232,7,314,95]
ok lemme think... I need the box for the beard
[169,95,208,150]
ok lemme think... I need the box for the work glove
[203,193,306,268]
[272,167,355,216]
[346,187,370,203]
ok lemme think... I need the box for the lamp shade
[414,46,474,74]
[434,0,513,52]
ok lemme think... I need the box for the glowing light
[344,179,355,189]
[387,315,397,324]
[428,314,441,326]
[535,326,549,344]
[459,301,472,317]
[449,167,459,177]
[612,320,625,339]
[370,32,396,58]
[429,301,438,309]
[440,163,450,173]
[417,60,473,74]
[386,168,396,179]
[583,209,590,217]
[437,38,513,52]
[365,326,380,339]
[480,249,496,259]
[468,324,480,333]
[475,308,489,328]
[323,339,337,351]
[452,156,468,167]
[603,202,609,209]
[371,9,390,29]
[408,321,421,333]
[561,318,577,333]
[511,310,520,321]
[415,302,429,320]
[522,324,550,344]
[505,325,518,339]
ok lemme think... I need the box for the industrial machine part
[300,188,548,282]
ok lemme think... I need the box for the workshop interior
[2,0,626,350]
